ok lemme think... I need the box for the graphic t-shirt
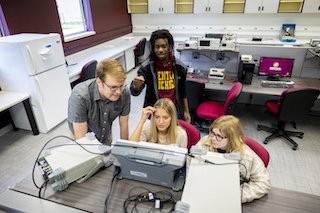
[156,55,176,104]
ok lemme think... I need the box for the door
[148,0,174,13]
[161,0,174,13]
[261,0,279,13]
[194,0,210,13]
[208,0,224,13]
[245,0,263,13]
[194,0,223,13]
[11,65,71,133]
[303,0,320,13]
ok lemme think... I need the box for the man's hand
[184,111,191,123]
[132,75,145,91]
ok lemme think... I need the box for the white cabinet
[303,0,320,13]
[245,0,279,13]
[194,0,224,13]
[148,0,174,14]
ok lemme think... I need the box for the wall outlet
[192,51,200,59]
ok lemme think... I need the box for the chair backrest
[245,137,270,167]
[80,60,97,82]
[223,82,243,113]
[278,86,319,122]
[134,38,151,65]
[185,79,205,113]
[178,119,201,151]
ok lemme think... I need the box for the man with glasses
[68,59,130,145]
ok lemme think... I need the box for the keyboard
[261,80,295,88]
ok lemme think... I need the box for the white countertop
[66,34,144,82]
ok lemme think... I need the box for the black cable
[189,154,248,182]
[32,135,73,189]
[38,180,48,198]
[123,186,176,213]
[104,166,121,213]
[32,135,109,190]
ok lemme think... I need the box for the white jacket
[196,136,271,203]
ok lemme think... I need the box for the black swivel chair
[185,79,205,124]
[134,38,150,67]
[257,86,320,150]
[80,60,98,82]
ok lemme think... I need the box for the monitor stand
[267,74,280,81]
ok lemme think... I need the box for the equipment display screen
[199,40,210,47]
[258,57,294,78]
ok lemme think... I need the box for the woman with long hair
[195,115,271,203]
[130,98,187,148]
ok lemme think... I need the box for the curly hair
[149,29,174,60]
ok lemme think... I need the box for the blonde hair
[149,98,177,144]
[96,59,126,82]
[205,115,245,154]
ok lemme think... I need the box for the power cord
[104,166,121,213]
[123,186,176,213]
[32,135,110,198]
[188,153,248,182]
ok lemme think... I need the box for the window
[55,0,95,42]
[0,4,9,36]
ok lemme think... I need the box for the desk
[178,47,240,75]
[2,165,320,212]
[0,91,39,135]
[188,75,320,97]
[182,153,241,213]
[67,35,143,83]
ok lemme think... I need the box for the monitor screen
[258,57,294,78]
[199,40,210,47]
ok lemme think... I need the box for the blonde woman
[196,115,271,203]
[130,98,187,148]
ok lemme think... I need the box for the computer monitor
[111,139,187,191]
[258,57,294,80]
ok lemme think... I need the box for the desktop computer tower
[238,61,255,85]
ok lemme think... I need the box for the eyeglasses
[102,81,126,92]
[209,131,227,142]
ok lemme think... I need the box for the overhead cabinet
[194,0,224,13]
[176,0,194,13]
[302,0,320,13]
[278,0,304,13]
[223,0,246,13]
[127,0,148,13]
[148,0,174,14]
[245,0,279,13]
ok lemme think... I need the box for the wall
[0,0,132,55]
[0,0,133,131]
[131,13,320,39]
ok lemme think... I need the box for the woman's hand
[141,106,156,122]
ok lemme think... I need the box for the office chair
[80,60,97,82]
[185,79,205,124]
[195,82,243,131]
[257,86,320,150]
[134,38,150,66]
[178,119,201,152]
[245,137,270,167]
